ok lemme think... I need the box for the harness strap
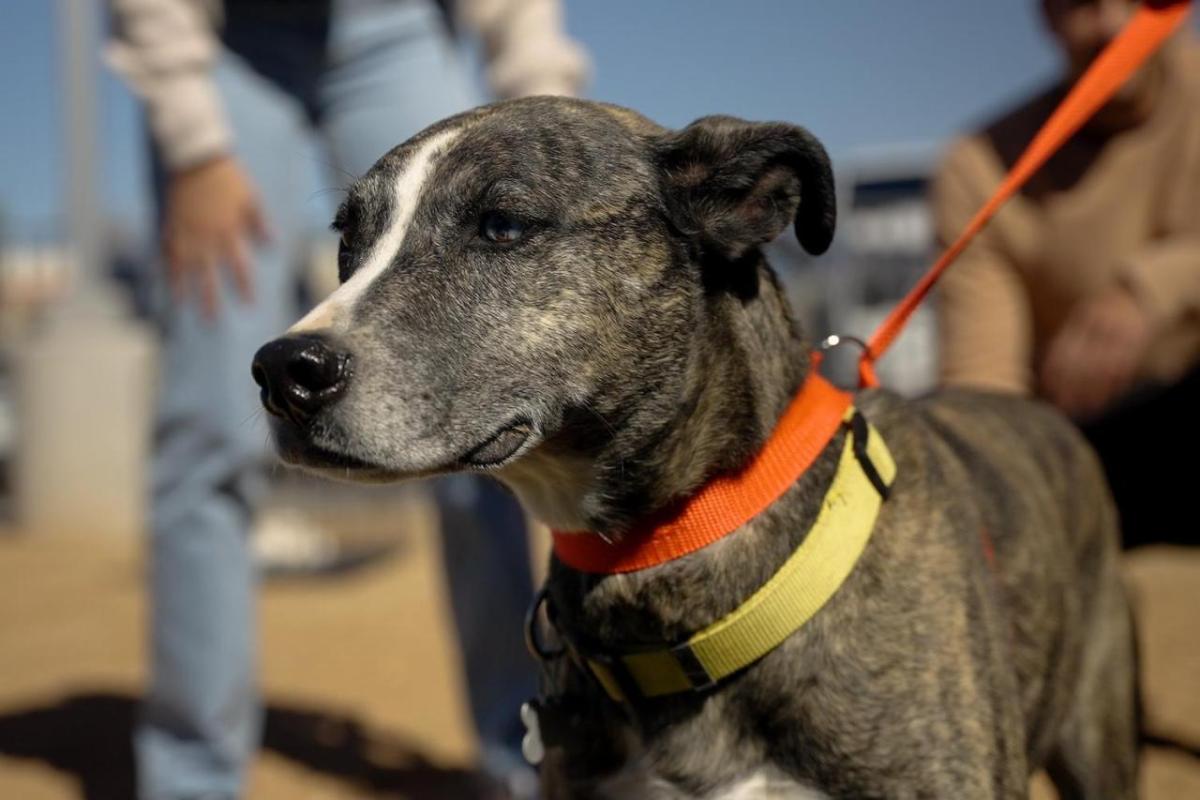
[584,409,896,702]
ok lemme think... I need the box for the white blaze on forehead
[290,127,462,333]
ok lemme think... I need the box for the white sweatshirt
[106,0,591,169]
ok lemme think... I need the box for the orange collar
[551,371,852,574]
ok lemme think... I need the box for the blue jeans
[134,2,536,797]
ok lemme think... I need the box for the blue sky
[1,2,1192,244]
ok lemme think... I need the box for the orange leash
[857,0,1192,388]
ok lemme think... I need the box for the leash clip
[817,333,869,355]
[817,334,880,389]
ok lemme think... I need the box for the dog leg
[1045,568,1139,800]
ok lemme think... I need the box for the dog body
[253,97,1137,798]
[540,387,1135,799]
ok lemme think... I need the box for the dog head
[253,97,835,529]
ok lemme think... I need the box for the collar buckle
[668,641,717,692]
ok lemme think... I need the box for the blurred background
[0,2,1197,799]
[0,1,1091,538]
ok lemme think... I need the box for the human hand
[1040,285,1154,420]
[162,155,270,319]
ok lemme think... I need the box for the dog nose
[252,335,351,425]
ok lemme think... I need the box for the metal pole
[14,1,155,538]
[57,0,101,299]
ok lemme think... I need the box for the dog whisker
[239,408,265,431]
[580,400,625,481]
[311,156,360,183]
[308,186,351,204]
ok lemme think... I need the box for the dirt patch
[0,503,1195,798]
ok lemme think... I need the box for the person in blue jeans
[105,1,589,797]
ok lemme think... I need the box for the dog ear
[657,115,836,260]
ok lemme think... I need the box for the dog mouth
[457,418,538,469]
[270,414,539,478]
[272,425,396,478]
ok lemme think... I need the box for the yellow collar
[582,408,895,702]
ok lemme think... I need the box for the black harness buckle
[850,411,891,499]
[669,641,718,692]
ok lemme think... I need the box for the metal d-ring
[818,333,870,356]
[524,586,566,662]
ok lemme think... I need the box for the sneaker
[251,507,396,578]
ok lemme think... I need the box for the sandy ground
[0,486,1197,799]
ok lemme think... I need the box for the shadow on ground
[0,690,492,800]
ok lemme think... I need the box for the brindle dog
[252,97,1138,799]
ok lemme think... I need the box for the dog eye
[336,235,354,282]
[480,211,526,244]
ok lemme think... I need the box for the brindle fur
[256,97,1138,799]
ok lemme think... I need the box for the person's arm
[106,0,231,170]
[1117,239,1200,326]
[1039,233,1200,420]
[106,0,266,318]
[931,137,1035,395]
[456,0,590,99]
[1040,102,1200,418]
[1124,38,1200,322]
[1113,109,1200,331]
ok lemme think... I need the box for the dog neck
[500,256,810,535]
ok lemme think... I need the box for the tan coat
[106,0,590,169]
[932,38,1200,395]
